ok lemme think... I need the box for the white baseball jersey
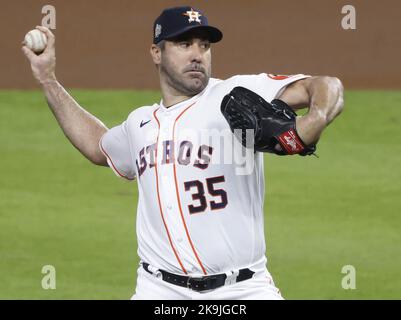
[100,73,309,277]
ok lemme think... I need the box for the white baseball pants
[131,266,283,300]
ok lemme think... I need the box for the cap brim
[163,25,223,43]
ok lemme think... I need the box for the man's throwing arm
[22,26,108,166]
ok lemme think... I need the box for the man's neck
[161,91,195,108]
[159,77,208,107]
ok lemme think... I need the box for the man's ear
[150,44,161,65]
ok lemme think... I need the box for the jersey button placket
[162,111,170,134]
[159,112,186,255]
[164,114,176,216]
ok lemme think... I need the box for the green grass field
[0,89,400,299]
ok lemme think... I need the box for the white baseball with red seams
[100,73,309,297]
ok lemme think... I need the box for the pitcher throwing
[22,6,344,299]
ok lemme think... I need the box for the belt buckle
[187,276,205,291]
[187,275,218,292]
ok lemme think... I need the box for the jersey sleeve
[99,121,136,181]
[234,73,311,102]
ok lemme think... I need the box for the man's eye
[180,42,190,48]
[201,42,210,49]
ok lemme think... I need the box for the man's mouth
[186,70,204,75]
[185,64,205,76]
[185,68,205,78]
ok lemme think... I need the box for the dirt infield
[1,0,400,89]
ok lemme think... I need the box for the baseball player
[22,6,344,299]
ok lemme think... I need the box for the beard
[160,58,211,96]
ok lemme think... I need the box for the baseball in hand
[23,29,47,54]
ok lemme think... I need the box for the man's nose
[189,43,203,62]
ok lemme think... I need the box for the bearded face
[157,32,212,96]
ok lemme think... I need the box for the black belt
[142,262,255,292]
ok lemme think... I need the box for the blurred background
[0,0,400,299]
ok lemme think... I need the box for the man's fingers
[21,45,36,61]
[35,26,55,51]
[36,25,54,38]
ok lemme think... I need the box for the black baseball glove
[221,86,316,156]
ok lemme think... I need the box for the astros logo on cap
[183,8,202,23]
